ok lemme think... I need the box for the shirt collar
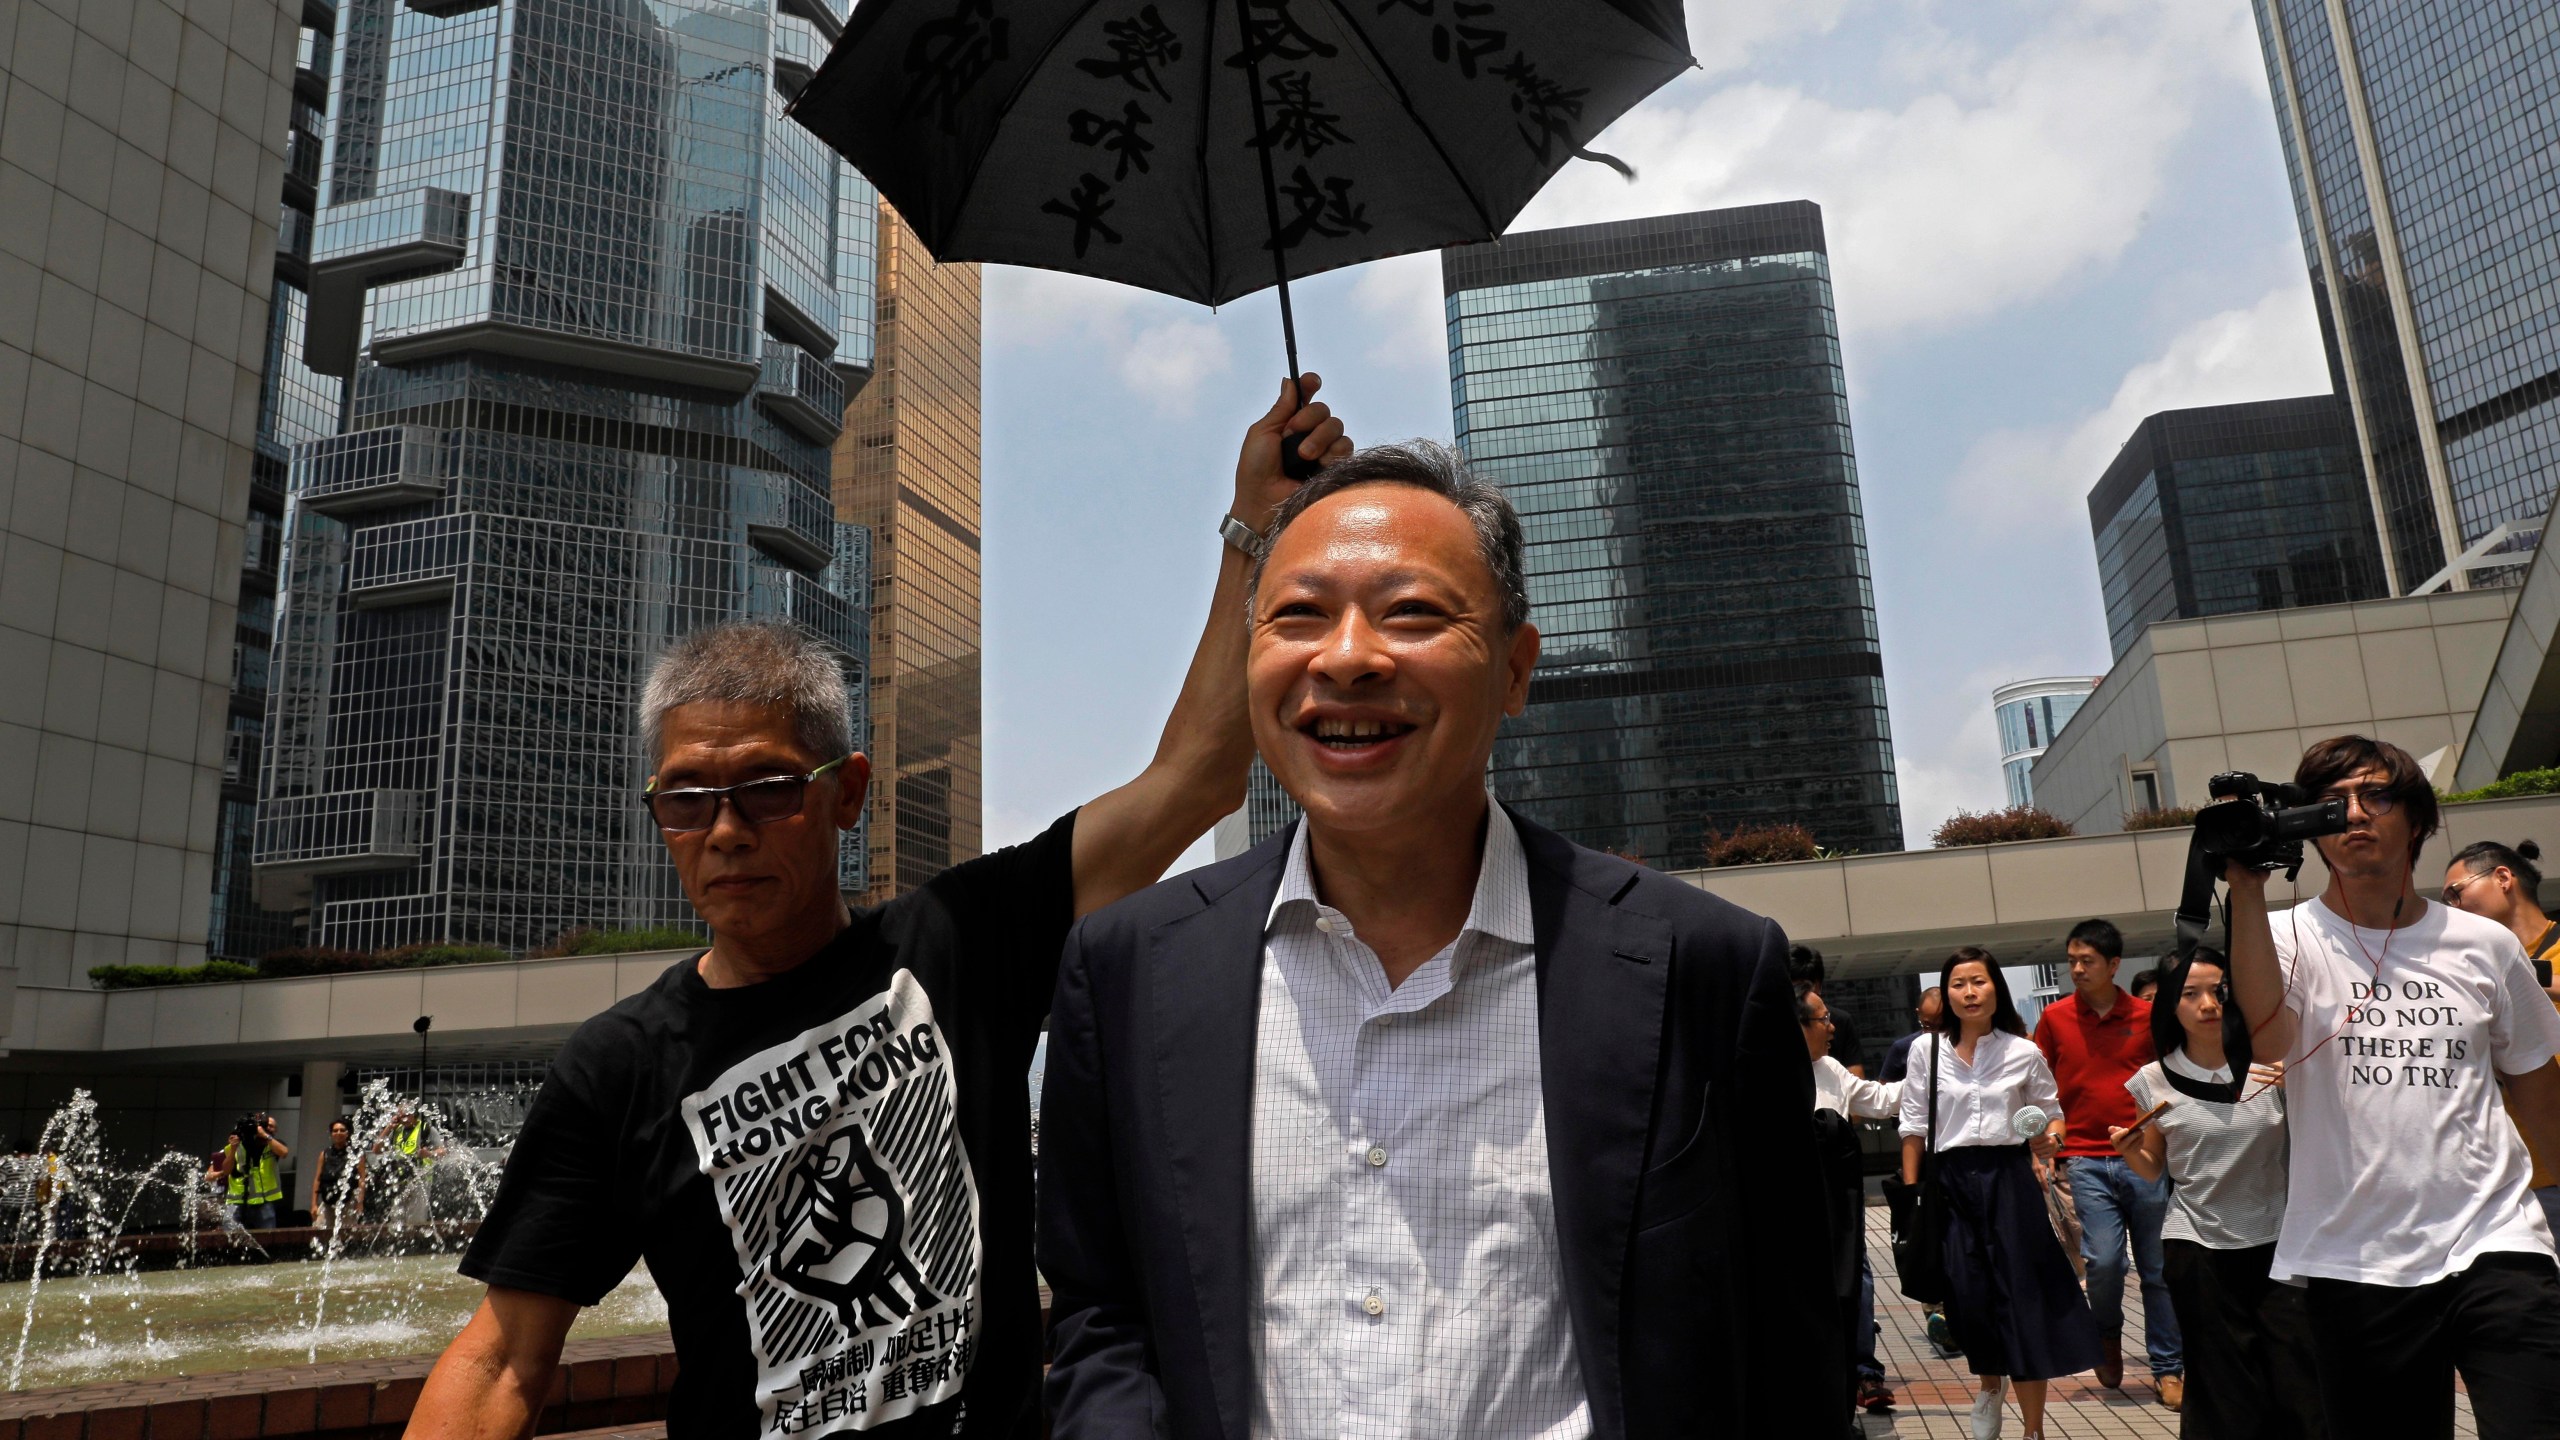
[1268,796,1535,950]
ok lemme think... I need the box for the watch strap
[1220,513,1268,559]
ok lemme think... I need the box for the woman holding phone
[2115,947,2325,1439]
[1901,947,2099,1440]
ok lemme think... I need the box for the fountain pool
[0,1253,666,1390]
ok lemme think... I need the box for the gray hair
[1247,441,1531,631]
[640,620,852,768]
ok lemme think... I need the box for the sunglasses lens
[651,793,718,831]
[734,777,808,824]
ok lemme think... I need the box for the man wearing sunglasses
[412,379,1350,1440]
[2224,734,2560,1439]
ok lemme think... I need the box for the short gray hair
[640,620,852,768]
[1247,441,1531,630]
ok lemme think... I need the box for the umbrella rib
[1194,0,1220,303]
[1310,0,1500,242]
[936,0,1119,260]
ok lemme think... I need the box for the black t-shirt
[462,813,1077,1440]
[317,1144,352,1199]
[1828,1006,1867,1072]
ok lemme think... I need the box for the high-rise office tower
[2,0,307,983]
[252,0,876,951]
[2088,396,2386,660]
[1446,203,1903,865]
[1993,678,2098,809]
[2252,1,2560,594]
[833,200,982,902]
[211,5,345,962]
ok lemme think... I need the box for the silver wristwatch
[1219,513,1268,559]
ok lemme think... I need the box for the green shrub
[377,943,513,968]
[254,947,371,978]
[90,961,258,989]
[2124,806,2199,831]
[2441,767,2560,805]
[533,925,706,958]
[1931,806,2075,847]
[1704,822,1822,867]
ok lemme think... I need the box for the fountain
[0,1083,669,1394]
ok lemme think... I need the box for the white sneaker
[1970,1379,2006,1440]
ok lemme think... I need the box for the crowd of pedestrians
[1870,733,2560,1440]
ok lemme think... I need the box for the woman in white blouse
[1901,947,2101,1440]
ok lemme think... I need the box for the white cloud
[1520,0,2267,343]
[1117,319,1236,414]
[1684,0,1855,78]
[1946,282,2333,545]
[1348,252,1449,376]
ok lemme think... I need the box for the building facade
[833,200,983,901]
[2088,396,2387,661]
[251,0,877,952]
[2031,589,2510,836]
[2251,0,2560,594]
[1993,677,2098,809]
[2,0,307,985]
[1445,203,1903,865]
[210,2,345,962]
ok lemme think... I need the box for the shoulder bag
[1879,1035,1950,1303]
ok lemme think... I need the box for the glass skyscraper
[2252,0,2560,594]
[212,8,347,962]
[1446,203,1904,865]
[834,201,984,901]
[252,0,876,951]
[1993,678,2096,809]
[2088,396,2387,660]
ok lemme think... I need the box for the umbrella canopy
[787,0,1692,308]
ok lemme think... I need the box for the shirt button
[1362,1291,1385,1317]
[1315,914,1339,934]
[1366,1145,1388,1168]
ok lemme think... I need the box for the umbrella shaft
[1234,0,1300,383]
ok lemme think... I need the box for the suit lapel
[1150,829,1288,1440]
[1518,810,1671,1436]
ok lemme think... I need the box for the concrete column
[294,1061,345,1216]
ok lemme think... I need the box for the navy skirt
[1935,1145,2103,1381]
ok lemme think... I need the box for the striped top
[2125,1059,2289,1250]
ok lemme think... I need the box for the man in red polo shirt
[2036,918,2184,1410]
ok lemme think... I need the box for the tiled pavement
[1854,1203,2477,1438]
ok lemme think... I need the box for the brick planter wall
[0,1332,672,1440]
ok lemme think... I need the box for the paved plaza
[1855,1202,2478,1439]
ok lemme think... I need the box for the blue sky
[973,0,2336,864]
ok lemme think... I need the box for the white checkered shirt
[1247,802,1592,1440]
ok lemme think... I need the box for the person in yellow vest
[210,1112,289,1231]
[2444,839,2560,1234]
[376,1106,445,1231]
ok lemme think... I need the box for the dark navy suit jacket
[1036,808,1846,1439]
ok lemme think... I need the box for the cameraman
[212,1112,289,1231]
[2224,735,2560,1439]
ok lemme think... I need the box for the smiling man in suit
[1038,442,1843,1439]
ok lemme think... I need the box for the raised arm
[1068,377,1348,917]
[406,1286,580,1440]
[2223,864,2299,1060]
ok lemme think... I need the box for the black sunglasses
[644,756,850,833]
[2319,783,2401,817]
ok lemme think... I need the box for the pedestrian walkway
[1855,1203,2477,1437]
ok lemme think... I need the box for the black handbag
[1879,1035,1950,1303]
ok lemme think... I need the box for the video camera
[2174,771,2352,960]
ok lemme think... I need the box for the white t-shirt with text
[2270,895,2560,1286]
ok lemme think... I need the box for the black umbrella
[787,0,1690,387]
